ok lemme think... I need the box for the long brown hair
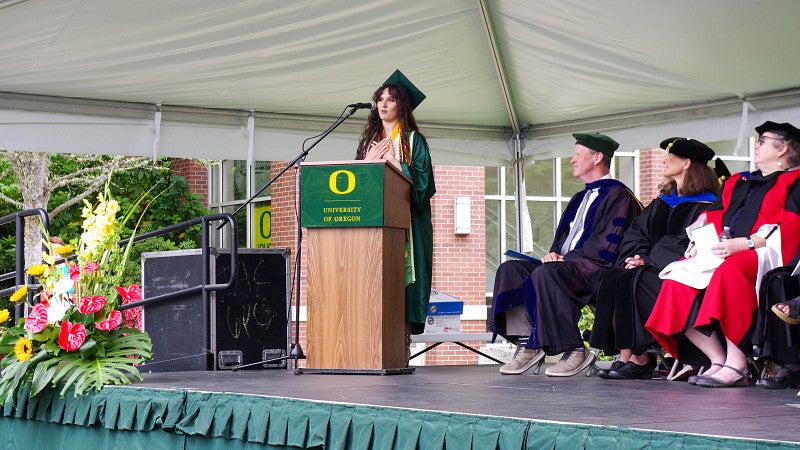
[680,160,720,196]
[356,84,419,165]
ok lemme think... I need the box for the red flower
[83,262,98,274]
[39,290,51,307]
[24,303,48,333]
[78,295,106,314]
[116,284,142,302]
[96,310,122,331]
[68,264,81,281]
[58,320,87,351]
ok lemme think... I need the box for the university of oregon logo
[328,169,356,195]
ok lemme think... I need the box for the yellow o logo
[328,170,356,194]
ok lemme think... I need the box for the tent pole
[511,133,525,251]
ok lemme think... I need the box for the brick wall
[637,148,664,207]
[425,164,486,365]
[269,161,306,365]
[171,158,210,206]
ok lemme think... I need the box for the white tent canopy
[1,0,800,165]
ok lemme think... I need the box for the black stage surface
[137,363,800,445]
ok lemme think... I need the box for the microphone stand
[232,105,364,372]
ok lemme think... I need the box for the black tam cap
[755,121,800,142]
[382,69,426,110]
[572,132,619,156]
[659,137,715,162]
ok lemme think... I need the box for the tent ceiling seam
[526,88,800,139]
[477,0,519,135]
[0,91,512,141]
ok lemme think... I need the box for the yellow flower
[9,285,27,302]
[0,309,8,323]
[54,244,74,255]
[43,252,56,265]
[14,337,32,362]
[26,264,46,277]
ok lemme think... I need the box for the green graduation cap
[382,69,426,110]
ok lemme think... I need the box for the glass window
[504,167,515,195]
[615,155,635,189]
[707,139,738,157]
[485,199,501,289]
[209,160,272,249]
[485,167,500,196]
[524,159,554,196]
[527,200,557,256]
[251,161,272,196]
[560,158,582,196]
[221,160,249,203]
[504,200,519,252]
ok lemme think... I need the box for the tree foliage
[0,152,212,315]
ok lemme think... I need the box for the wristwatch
[745,236,755,250]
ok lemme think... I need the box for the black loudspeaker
[139,248,290,372]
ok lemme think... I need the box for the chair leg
[584,349,599,377]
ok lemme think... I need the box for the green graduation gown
[401,131,435,334]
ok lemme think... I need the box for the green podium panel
[300,161,409,228]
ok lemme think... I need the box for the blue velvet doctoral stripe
[572,179,628,252]
[659,191,717,207]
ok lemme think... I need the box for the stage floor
[136,363,800,445]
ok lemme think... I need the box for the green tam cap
[572,132,619,156]
[382,69,426,110]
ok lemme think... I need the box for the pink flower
[78,295,106,314]
[24,303,48,333]
[96,310,122,331]
[68,264,81,281]
[58,320,86,351]
[83,262,98,274]
[116,284,142,302]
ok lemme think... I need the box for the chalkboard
[140,248,290,372]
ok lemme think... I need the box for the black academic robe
[647,170,800,366]
[589,196,713,356]
[525,180,641,355]
[489,180,641,346]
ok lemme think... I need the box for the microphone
[347,101,376,110]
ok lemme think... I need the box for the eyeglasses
[756,135,786,146]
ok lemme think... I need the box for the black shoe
[597,360,624,379]
[762,368,800,389]
[607,358,655,380]
[694,365,753,388]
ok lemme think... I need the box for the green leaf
[51,331,152,397]
[78,338,99,359]
[30,357,60,397]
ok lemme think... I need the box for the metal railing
[118,213,237,311]
[0,210,237,314]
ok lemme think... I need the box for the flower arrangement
[0,181,153,404]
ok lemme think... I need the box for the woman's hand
[711,237,749,259]
[624,254,644,269]
[365,137,392,160]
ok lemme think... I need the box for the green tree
[0,153,211,315]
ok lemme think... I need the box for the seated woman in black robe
[590,137,720,379]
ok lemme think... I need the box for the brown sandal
[772,296,800,325]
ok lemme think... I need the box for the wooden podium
[298,160,413,374]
